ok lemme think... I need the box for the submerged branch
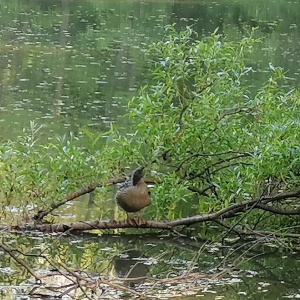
[0,242,41,282]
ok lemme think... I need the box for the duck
[115,166,151,222]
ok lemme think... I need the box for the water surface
[0,0,299,139]
[0,0,300,298]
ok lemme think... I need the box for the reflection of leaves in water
[1,232,300,298]
[113,250,150,286]
[0,233,229,282]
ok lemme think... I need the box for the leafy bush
[1,26,300,229]
[111,26,300,223]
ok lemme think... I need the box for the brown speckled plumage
[115,167,151,214]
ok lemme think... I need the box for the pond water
[0,0,299,140]
[1,232,300,299]
[1,0,300,299]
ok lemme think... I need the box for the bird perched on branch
[115,166,151,223]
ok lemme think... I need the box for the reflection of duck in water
[113,250,150,287]
[115,167,151,222]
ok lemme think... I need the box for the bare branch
[175,150,252,173]
[187,153,251,180]
[256,204,300,215]
[0,242,41,282]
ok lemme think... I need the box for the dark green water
[0,0,299,139]
[1,232,300,299]
[1,0,300,299]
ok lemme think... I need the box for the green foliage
[0,122,102,219]
[1,26,300,230]
[150,172,194,219]
[110,26,300,226]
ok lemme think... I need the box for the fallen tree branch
[34,188,300,233]
[34,171,300,224]
[31,171,300,235]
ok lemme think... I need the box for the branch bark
[34,188,300,233]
